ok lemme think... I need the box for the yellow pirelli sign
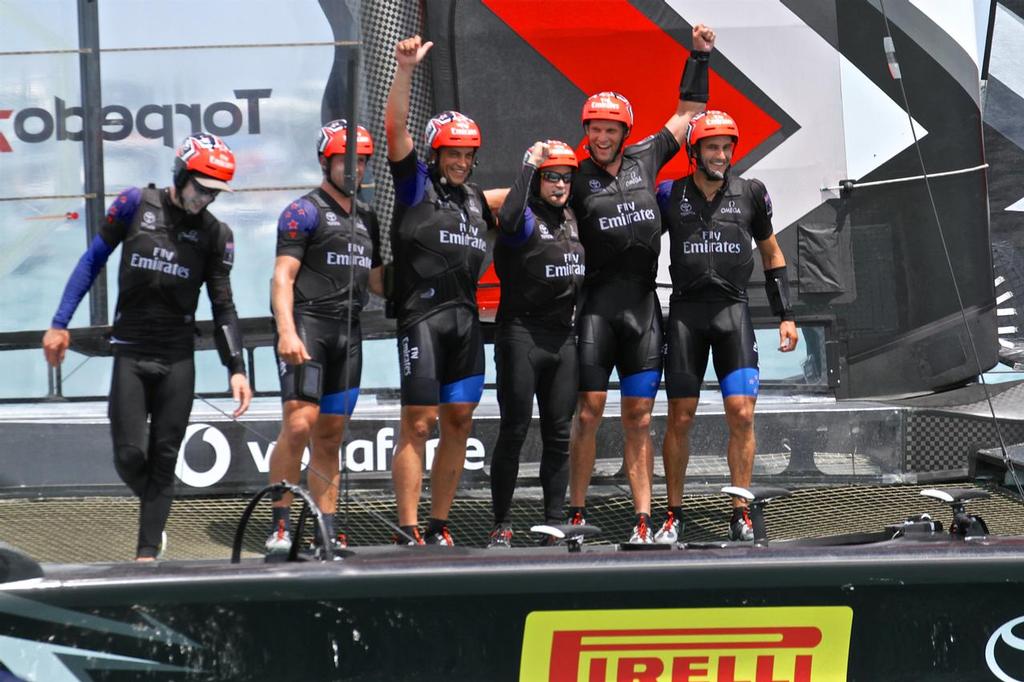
[520,606,852,682]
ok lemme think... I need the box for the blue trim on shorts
[721,367,759,398]
[441,374,484,404]
[620,369,661,399]
[320,387,360,416]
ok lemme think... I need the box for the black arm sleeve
[679,49,710,103]
[764,266,795,322]
[497,164,536,238]
[207,223,246,376]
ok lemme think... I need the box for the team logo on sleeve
[222,241,235,266]
[764,190,773,217]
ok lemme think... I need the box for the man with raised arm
[568,25,717,544]
[384,35,499,545]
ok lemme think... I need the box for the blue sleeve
[499,208,535,247]
[99,187,141,244]
[51,234,115,329]
[656,179,673,213]
[275,197,319,260]
[389,150,427,208]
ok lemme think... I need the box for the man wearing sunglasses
[567,24,716,544]
[487,141,585,548]
[42,132,252,561]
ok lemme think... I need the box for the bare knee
[401,415,436,444]
[667,407,696,435]
[725,403,755,433]
[280,407,315,446]
[575,397,605,434]
[440,406,474,438]
[621,404,652,434]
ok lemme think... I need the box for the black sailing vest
[113,187,222,350]
[494,199,585,328]
[571,139,665,289]
[663,175,762,301]
[391,179,490,327]
[292,188,376,318]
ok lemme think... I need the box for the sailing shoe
[425,527,455,546]
[628,515,654,544]
[486,525,513,549]
[729,508,755,542]
[654,512,682,545]
[393,527,425,546]
[158,531,168,559]
[265,520,293,554]
[314,534,348,561]
[568,509,587,543]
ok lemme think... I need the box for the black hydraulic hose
[231,482,332,563]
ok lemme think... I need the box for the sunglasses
[190,177,221,198]
[539,170,573,184]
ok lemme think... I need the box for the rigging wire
[878,0,1024,501]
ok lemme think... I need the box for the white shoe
[730,509,755,542]
[654,513,681,545]
[628,517,654,544]
[265,520,293,554]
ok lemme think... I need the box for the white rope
[821,163,989,191]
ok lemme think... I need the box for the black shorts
[277,312,362,415]
[664,298,759,399]
[398,305,485,406]
[576,280,663,397]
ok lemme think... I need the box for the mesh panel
[3,483,1022,563]
[360,0,434,263]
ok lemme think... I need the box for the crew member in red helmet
[654,110,798,544]
[264,120,384,557]
[568,24,717,544]
[487,140,585,548]
[42,132,252,561]
[384,35,503,546]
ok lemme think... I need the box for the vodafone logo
[176,424,232,488]
[987,615,1024,682]
[0,88,270,152]
[171,423,486,490]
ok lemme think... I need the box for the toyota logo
[987,615,1024,681]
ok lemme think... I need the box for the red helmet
[686,110,739,158]
[539,140,579,169]
[424,111,481,149]
[175,133,235,191]
[581,92,634,132]
[318,119,374,158]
